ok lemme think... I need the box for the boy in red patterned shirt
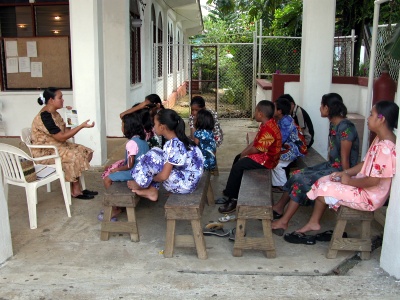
[217,100,282,214]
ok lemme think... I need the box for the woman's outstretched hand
[81,119,95,128]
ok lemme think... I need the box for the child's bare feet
[127,180,141,190]
[296,222,321,234]
[132,186,159,201]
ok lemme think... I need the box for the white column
[299,0,336,158]
[380,69,400,279]
[0,184,13,264]
[69,0,107,166]
[103,0,131,137]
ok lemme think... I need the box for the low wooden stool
[100,182,141,242]
[164,171,213,259]
[327,206,374,260]
[233,169,276,258]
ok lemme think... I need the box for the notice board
[3,36,71,89]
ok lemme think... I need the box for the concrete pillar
[0,184,13,264]
[102,0,131,137]
[299,0,336,158]
[69,0,107,166]
[380,69,400,279]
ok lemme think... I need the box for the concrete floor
[0,119,399,299]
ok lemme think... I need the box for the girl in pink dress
[285,101,398,244]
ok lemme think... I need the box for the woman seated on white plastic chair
[31,87,97,199]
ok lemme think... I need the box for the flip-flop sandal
[73,194,94,200]
[272,228,285,236]
[203,222,229,237]
[284,232,316,245]
[228,227,246,242]
[83,189,98,196]
[315,230,348,242]
[215,196,230,204]
[218,214,236,223]
[273,210,283,220]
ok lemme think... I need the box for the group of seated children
[99,95,222,221]
[99,91,398,247]
[215,94,397,245]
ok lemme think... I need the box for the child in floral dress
[271,93,359,236]
[127,109,204,201]
[193,109,217,171]
[285,101,398,243]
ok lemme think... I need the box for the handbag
[21,159,37,182]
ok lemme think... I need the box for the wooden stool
[164,172,213,259]
[233,169,276,258]
[327,206,374,260]
[100,182,141,242]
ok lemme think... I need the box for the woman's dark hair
[190,96,206,108]
[37,87,59,105]
[257,100,275,119]
[156,109,195,150]
[195,109,214,131]
[375,100,399,131]
[279,94,295,104]
[146,94,165,109]
[122,112,146,140]
[275,98,291,115]
[321,93,347,119]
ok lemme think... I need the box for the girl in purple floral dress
[271,93,359,235]
[128,109,204,201]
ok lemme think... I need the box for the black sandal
[284,232,316,245]
[82,189,98,196]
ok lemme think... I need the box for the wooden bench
[233,169,276,258]
[100,182,141,242]
[327,206,374,260]
[164,171,214,259]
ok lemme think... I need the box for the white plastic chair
[20,127,86,204]
[0,143,70,229]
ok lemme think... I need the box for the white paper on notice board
[5,41,18,57]
[31,62,42,77]
[27,41,37,57]
[6,57,18,73]
[19,57,31,72]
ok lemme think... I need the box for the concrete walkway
[0,119,399,299]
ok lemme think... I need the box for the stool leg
[191,219,208,260]
[100,206,113,241]
[207,183,215,206]
[233,219,246,257]
[360,220,371,260]
[126,207,139,242]
[164,219,176,258]
[327,219,347,259]
[262,219,276,258]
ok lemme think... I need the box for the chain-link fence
[257,37,302,80]
[364,24,400,81]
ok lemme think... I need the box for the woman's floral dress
[31,111,93,183]
[194,129,216,170]
[131,137,204,194]
[283,119,359,205]
[307,138,396,211]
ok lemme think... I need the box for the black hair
[195,109,214,131]
[190,96,206,108]
[279,94,295,104]
[156,109,195,150]
[256,100,275,119]
[321,93,347,119]
[275,98,291,115]
[37,87,59,105]
[146,94,165,109]
[122,112,146,140]
[375,100,399,131]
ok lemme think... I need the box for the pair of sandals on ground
[73,189,98,200]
